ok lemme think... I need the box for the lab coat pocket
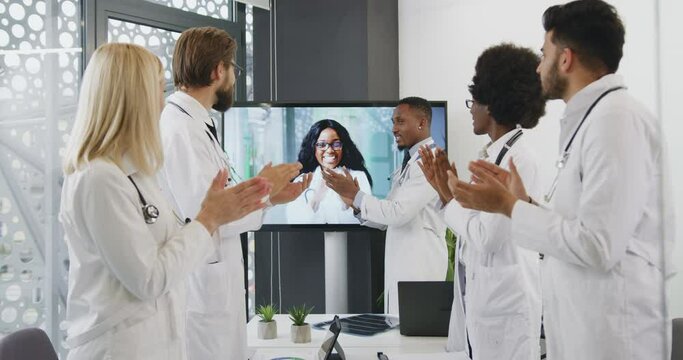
[469,264,527,318]
[466,264,532,359]
[470,312,530,360]
[187,261,229,313]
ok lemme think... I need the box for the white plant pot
[257,320,277,340]
[290,324,311,343]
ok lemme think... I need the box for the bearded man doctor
[449,1,672,359]
[322,96,448,315]
[158,27,311,360]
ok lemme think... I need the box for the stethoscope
[543,86,625,203]
[390,143,437,186]
[127,174,190,225]
[127,176,160,224]
[168,101,242,184]
[493,128,523,165]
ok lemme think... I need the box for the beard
[212,77,235,112]
[543,59,568,100]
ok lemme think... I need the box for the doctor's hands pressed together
[257,162,304,200]
[417,145,457,205]
[270,171,313,205]
[320,166,360,203]
[448,158,530,217]
[195,169,271,234]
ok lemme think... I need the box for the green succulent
[256,303,278,322]
[288,304,314,326]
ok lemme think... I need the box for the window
[0,0,244,357]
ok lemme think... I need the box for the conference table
[247,314,469,360]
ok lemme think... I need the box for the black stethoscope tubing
[127,176,159,224]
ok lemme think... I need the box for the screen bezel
[222,100,448,232]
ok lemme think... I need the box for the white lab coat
[443,130,542,360]
[510,74,671,359]
[353,137,448,315]
[158,91,264,360]
[286,166,372,224]
[59,157,214,360]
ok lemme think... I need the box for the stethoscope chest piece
[127,175,160,225]
[143,204,160,224]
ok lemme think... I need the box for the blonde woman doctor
[59,43,271,360]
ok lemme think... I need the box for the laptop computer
[397,281,454,336]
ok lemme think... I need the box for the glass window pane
[0,0,82,356]
[144,0,235,21]
[107,19,181,94]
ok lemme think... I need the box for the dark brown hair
[173,26,236,88]
[543,0,625,73]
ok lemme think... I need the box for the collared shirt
[353,136,434,208]
[158,91,263,246]
[445,129,540,259]
[408,137,434,158]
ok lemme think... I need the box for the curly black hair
[468,43,546,129]
[297,119,373,187]
[543,0,624,73]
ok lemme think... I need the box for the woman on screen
[286,119,372,224]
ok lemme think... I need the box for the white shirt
[353,137,448,314]
[510,74,670,359]
[443,129,542,360]
[285,166,372,224]
[60,157,213,360]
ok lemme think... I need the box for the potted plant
[256,303,278,340]
[288,304,314,343]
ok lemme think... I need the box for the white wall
[660,0,683,319]
[399,0,682,318]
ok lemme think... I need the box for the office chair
[674,318,683,360]
[0,327,58,360]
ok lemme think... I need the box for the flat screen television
[222,101,447,230]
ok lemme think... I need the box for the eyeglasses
[315,140,343,151]
[231,61,243,78]
[465,99,474,109]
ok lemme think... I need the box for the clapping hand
[258,162,303,197]
[196,169,272,234]
[446,157,528,217]
[321,166,360,203]
[270,172,314,205]
[417,145,458,204]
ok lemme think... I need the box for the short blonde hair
[64,43,163,175]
